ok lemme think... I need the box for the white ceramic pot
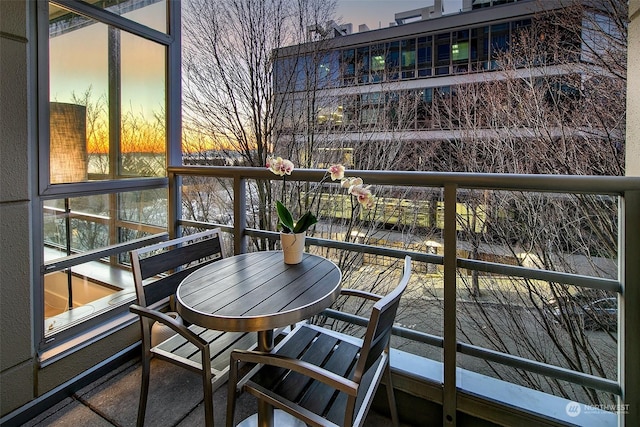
[281,232,305,264]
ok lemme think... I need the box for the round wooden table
[176,250,342,351]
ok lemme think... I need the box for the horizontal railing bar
[458,258,621,293]
[458,341,622,396]
[321,307,445,348]
[42,233,168,274]
[245,228,620,293]
[169,165,640,194]
[116,220,167,236]
[244,228,444,264]
[320,308,621,396]
[178,219,233,235]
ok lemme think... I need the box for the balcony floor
[23,358,407,427]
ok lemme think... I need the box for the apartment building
[273,0,622,173]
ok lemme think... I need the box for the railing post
[168,171,181,238]
[443,183,458,426]
[621,190,640,426]
[234,175,247,254]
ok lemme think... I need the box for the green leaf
[276,201,294,233]
[292,211,318,234]
[275,201,317,234]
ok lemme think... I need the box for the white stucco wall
[0,0,36,414]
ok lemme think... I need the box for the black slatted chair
[129,228,255,427]
[226,256,412,427]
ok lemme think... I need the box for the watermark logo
[587,404,629,415]
[565,401,629,417]
[566,401,582,417]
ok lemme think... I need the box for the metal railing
[168,165,640,426]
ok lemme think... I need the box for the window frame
[35,0,182,355]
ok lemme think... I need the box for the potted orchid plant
[266,156,375,264]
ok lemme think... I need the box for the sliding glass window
[40,0,177,351]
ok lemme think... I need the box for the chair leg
[226,358,238,427]
[383,362,399,427]
[203,381,214,427]
[137,356,151,427]
[202,363,214,427]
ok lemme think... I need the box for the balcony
[21,166,640,426]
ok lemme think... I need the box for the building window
[357,46,371,83]
[370,44,385,82]
[472,0,518,9]
[417,88,433,129]
[318,52,339,89]
[417,35,433,77]
[470,26,489,70]
[490,22,510,68]
[274,57,295,93]
[341,48,356,85]
[385,41,400,81]
[316,98,344,128]
[401,38,416,79]
[452,30,470,73]
[435,32,451,75]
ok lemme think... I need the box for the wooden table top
[176,251,342,333]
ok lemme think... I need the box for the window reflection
[43,189,167,336]
[79,0,167,33]
[121,31,166,176]
[49,4,166,183]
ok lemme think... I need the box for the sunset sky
[337,0,463,31]
[49,2,165,120]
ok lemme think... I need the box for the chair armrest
[129,303,208,348]
[339,288,382,302]
[230,349,359,396]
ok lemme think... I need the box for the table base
[236,409,306,427]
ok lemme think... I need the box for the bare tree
[422,0,626,405]
[181,0,338,250]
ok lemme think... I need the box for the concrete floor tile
[22,398,114,427]
[79,359,204,427]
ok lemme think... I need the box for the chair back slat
[354,256,411,381]
[138,236,222,280]
[142,260,216,306]
[130,229,223,307]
